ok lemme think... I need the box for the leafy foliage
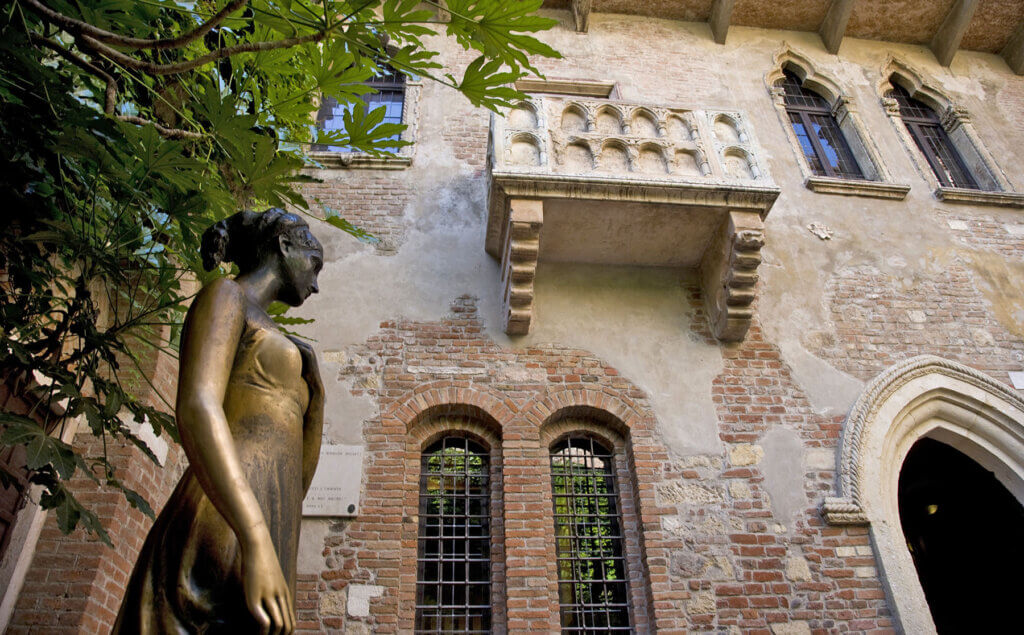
[0,0,558,543]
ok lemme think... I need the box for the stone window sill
[804,176,911,200]
[307,152,412,170]
[935,186,1024,208]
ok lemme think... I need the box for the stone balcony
[485,96,781,341]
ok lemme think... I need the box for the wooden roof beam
[571,0,592,33]
[709,0,735,45]
[1002,22,1024,75]
[930,0,979,67]
[820,0,855,54]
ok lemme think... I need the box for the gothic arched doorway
[898,437,1024,633]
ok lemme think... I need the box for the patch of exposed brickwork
[635,287,894,632]
[301,172,415,254]
[813,262,1024,384]
[937,209,1024,261]
[301,295,665,633]
[295,292,903,633]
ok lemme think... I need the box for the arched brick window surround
[387,388,510,633]
[823,355,1024,633]
[535,404,654,632]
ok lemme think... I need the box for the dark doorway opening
[898,437,1024,633]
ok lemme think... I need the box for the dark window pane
[550,435,632,632]
[809,114,862,179]
[415,437,492,633]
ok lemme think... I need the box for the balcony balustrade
[485,96,781,341]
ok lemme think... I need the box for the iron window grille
[779,70,864,180]
[549,435,632,633]
[415,436,492,634]
[887,83,978,190]
[315,63,405,153]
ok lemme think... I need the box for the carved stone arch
[722,146,758,179]
[628,107,660,138]
[597,138,632,172]
[559,102,589,133]
[878,56,952,114]
[594,104,626,134]
[507,99,540,130]
[766,44,842,105]
[507,131,545,166]
[823,355,1024,634]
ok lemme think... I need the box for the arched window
[415,436,491,633]
[549,435,631,632]
[778,70,863,179]
[887,83,978,189]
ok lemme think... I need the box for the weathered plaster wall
[284,10,1024,632]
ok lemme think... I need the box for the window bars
[888,83,978,190]
[779,70,864,180]
[415,436,492,634]
[550,436,632,632]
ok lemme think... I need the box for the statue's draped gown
[114,325,309,633]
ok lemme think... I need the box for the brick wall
[291,292,905,632]
[7,333,183,635]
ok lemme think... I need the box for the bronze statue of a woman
[114,209,325,634]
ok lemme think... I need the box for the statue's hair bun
[199,209,315,273]
[200,219,232,271]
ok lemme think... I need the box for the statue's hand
[287,335,323,406]
[242,536,295,635]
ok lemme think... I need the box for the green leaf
[444,0,561,75]
[455,55,524,111]
[0,416,78,480]
[322,207,380,244]
[273,315,315,325]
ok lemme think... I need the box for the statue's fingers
[250,598,271,635]
[273,592,292,634]
[264,596,284,635]
[282,594,295,634]
[283,587,295,633]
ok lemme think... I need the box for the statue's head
[200,208,324,306]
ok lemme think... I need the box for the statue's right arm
[175,278,294,634]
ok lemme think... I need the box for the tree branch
[30,34,117,114]
[116,115,204,140]
[79,27,330,76]
[24,0,248,51]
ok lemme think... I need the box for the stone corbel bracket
[500,199,543,335]
[700,211,765,342]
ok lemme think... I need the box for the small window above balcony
[485,96,780,342]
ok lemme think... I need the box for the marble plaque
[302,443,364,517]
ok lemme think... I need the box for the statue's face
[278,228,323,306]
